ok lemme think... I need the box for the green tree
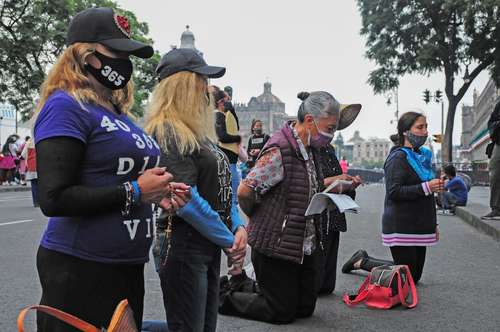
[357,0,500,162]
[0,0,159,121]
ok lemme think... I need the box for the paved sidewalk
[455,186,500,241]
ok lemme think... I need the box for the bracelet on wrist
[131,180,141,205]
[122,182,133,217]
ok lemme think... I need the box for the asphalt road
[1,185,499,331]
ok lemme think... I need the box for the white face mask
[310,120,335,148]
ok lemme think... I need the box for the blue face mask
[405,131,428,149]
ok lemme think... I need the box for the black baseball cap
[66,7,154,59]
[156,48,226,81]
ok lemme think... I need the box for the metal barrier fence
[348,168,385,183]
[347,162,490,186]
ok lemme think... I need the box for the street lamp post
[15,107,18,134]
[385,87,399,125]
[423,89,444,163]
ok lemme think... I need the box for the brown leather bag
[17,299,137,332]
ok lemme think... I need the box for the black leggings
[360,246,427,283]
[36,246,145,331]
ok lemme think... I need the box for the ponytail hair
[296,91,340,123]
[392,111,425,146]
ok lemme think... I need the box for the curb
[0,186,31,193]
[455,206,500,241]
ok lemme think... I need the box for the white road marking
[0,219,34,226]
[0,195,31,199]
[0,197,31,202]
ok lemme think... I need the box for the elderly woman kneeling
[219,91,358,324]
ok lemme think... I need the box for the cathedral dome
[180,25,196,49]
[255,82,283,104]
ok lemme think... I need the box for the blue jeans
[442,191,458,209]
[159,223,221,332]
[230,163,240,207]
[141,320,168,332]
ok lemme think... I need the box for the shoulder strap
[397,266,418,308]
[17,305,101,332]
[343,276,371,306]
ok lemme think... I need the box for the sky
[116,0,491,144]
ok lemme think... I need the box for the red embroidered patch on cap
[114,14,131,38]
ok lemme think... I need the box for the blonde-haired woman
[145,48,247,332]
[33,8,185,331]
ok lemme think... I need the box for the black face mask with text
[85,51,133,90]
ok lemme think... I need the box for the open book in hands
[304,180,360,217]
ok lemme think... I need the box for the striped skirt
[382,233,438,247]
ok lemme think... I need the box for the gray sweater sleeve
[384,151,426,201]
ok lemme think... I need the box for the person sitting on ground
[437,164,468,215]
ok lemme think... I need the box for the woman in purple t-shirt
[33,8,190,331]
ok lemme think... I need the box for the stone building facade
[333,133,354,162]
[352,134,391,167]
[460,79,499,163]
[235,82,294,146]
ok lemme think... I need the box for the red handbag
[343,265,418,309]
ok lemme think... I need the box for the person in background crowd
[340,156,349,174]
[317,103,362,295]
[32,8,180,330]
[437,164,468,215]
[145,48,246,332]
[0,134,20,185]
[219,91,352,324]
[224,85,233,100]
[214,89,242,210]
[21,137,39,206]
[246,119,270,169]
[17,136,29,185]
[483,101,500,220]
[342,112,442,284]
[223,100,241,141]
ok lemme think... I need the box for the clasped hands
[136,167,191,212]
[224,226,248,270]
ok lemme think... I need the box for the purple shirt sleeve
[34,92,92,145]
